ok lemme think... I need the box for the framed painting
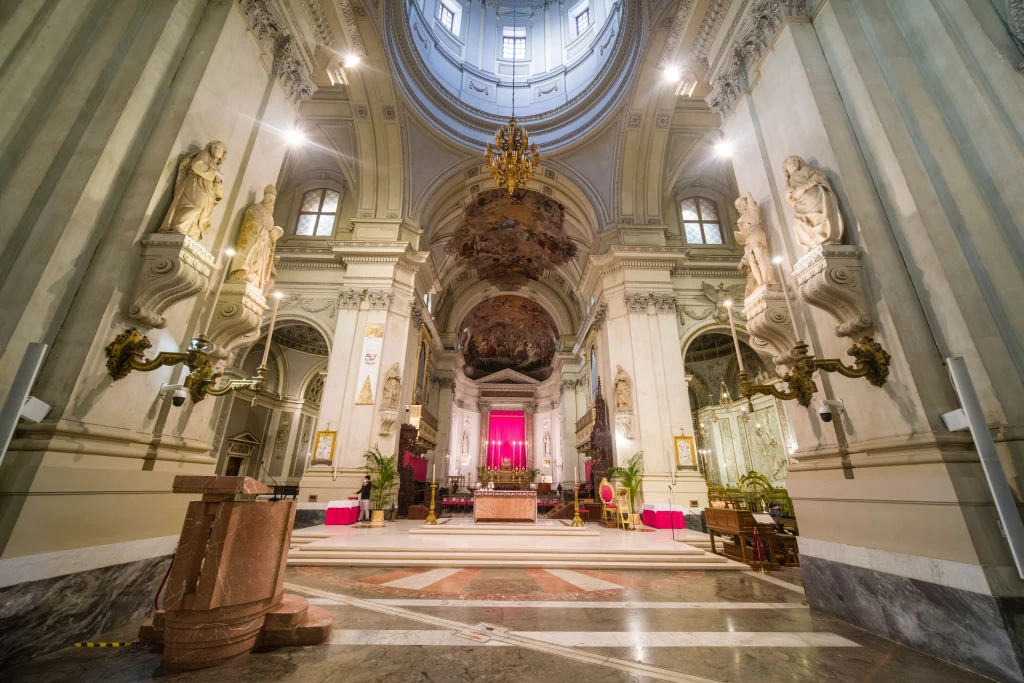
[674,434,697,469]
[311,430,337,466]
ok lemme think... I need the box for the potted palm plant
[363,446,399,524]
[608,451,644,522]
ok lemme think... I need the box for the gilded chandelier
[485,118,539,194]
[483,0,539,194]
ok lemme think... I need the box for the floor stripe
[747,571,806,595]
[422,568,481,593]
[307,598,807,610]
[380,567,463,590]
[544,568,623,591]
[524,567,584,594]
[285,582,721,683]
[357,568,425,585]
[326,629,858,648]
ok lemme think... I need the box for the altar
[474,490,537,523]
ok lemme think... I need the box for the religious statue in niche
[734,193,774,293]
[782,155,845,252]
[159,140,227,241]
[381,362,401,409]
[543,431,551,457]
[462,431,470,458]
[613,365,632,412]
[229,185,284,294]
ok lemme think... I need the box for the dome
[385,0,641,151]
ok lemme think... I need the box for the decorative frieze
[239,0,285,41]
[274,36,316,105]
[125,233,215,329]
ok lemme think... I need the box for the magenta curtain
[487,411,526,469]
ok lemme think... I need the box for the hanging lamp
[484,0,540,194]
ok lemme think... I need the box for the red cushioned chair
[598,478,619,527]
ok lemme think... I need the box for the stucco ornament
[734,192,774,292]
[782,155,844,252]
[159,141,226,241]
[230,185,284,293]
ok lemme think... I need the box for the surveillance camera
[818,399,845,423]
[160,383,187,407]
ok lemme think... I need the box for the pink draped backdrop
[487,411,527,469]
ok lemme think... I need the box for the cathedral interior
[1,0,1023,681]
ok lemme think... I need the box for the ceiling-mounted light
[344,54,361,69]
[714,140,733,158]
[286,129,306,146]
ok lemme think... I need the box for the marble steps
[286,556,744,569]
[408,527,600,537]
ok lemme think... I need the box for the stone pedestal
[744,283,800,373]
[138,476,331,671]
[206,282,269,363]
[792,245,873,339]
[126,233,215,328]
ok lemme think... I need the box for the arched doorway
[684,331,792,489]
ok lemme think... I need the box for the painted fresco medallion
[460,296,558,381]
[447,189,576,287]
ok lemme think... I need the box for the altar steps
[287,545,743,570]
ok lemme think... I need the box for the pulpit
[139,476,331,670]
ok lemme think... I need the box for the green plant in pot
[363,446,399,521]
[608,451,644,514]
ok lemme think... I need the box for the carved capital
[125,233,215,328]
[365,288,393,309]
[744,283,800,373]
[524,402,538,414]
[624,292,651,313]
[337,288,363,309]
[793,244,874,339]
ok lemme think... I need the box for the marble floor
[2,564,995,682]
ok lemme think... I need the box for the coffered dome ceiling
[384,0,643,151]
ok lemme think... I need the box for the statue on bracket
[159,140,227,241]
[229,185,284,294]
[381,362,401,409]
[734,193,774,293]
[613,365,632,412]
[782,155,845,252]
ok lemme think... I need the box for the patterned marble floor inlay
[543,568,625,591]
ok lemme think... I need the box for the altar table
[474,490,537,522]
[641,503,685,529]
[325,499,359,525]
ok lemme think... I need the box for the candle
[200,249,235,337]
[575,465,578,482]
[432,464,435,483]
[772,256,802,342]
[725,300,745,373]
[259,292,282,367]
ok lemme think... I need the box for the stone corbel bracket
[744,283,799,373]
[792,244,874,339]
[378,409,397,437]
[206,283,268,363]
[615,413,634,440]
[126,233,215,329]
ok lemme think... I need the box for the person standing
[356,475,372,522]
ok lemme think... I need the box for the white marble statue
[159,140,226,241]
[782,155,845,252]
[229,185,284,293]
[613,365,632,412]
[734,193,774,292]
[381,362,401,409]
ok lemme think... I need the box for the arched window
[680,197,723,245]
[296,188,340,236]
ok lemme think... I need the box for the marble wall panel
[0,555,171,668]
[801,556,1024,682]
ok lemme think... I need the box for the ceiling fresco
[459,296,558,381]
[447,189,577,287]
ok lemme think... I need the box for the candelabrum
[105,328,266,403]
[740,338,891,407]
[424,482,438,525]
[571,485,584,527]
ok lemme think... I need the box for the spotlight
[273,291,284,299]
[772,255,783,265]
[285,129,305,146]
[714,140,733,157]
[723,299,733,308]
[663,66,682,82]
[225,248,236,258]
[344,54,361,69]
